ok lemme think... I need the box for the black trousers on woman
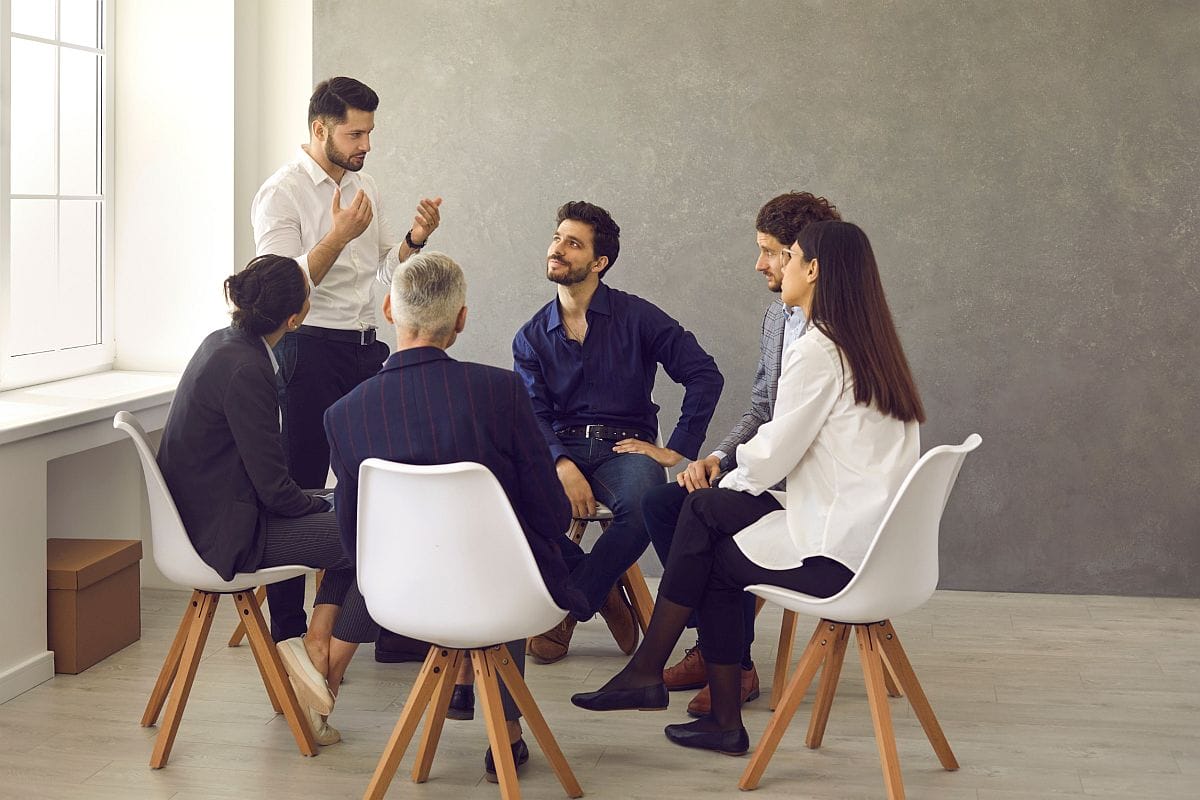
[657,488,855,666]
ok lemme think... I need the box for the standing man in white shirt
[251,76,443,643]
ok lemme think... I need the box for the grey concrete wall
[314,1,1199,596]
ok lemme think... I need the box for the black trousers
[267,329,389,641]
[657,488,854,665]
[643,481,758,665]
[258,508,378,643]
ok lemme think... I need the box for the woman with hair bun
[157,254,375,746]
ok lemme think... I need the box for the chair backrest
[356,459,569,649]
[816,433,982,622]
[113,411,228,588]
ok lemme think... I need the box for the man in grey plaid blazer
[642,191,842,717]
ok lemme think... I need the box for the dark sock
[706,662,745,731]
[598,595,694,691]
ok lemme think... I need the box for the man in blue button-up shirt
[513,201,724,664]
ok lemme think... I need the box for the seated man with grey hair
[324,252,587,781]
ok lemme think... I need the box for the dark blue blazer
[324,346,587,617]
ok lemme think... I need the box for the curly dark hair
[224,255,307,337]
[556,201,621,277]
[308,76,379,126]
[756,192,841,246]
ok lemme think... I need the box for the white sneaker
[278,637,334,715]
[303,700,341,746]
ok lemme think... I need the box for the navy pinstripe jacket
[324,346,587,617]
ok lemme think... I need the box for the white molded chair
[740,434,982,800]
[356,459,583,800]
[113,411,318,768]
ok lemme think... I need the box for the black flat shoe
[571,682,669,712]
[484,738,530,783]
[664,720,750,755]
[447,684,474,720]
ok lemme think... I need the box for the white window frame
[0,0,115,391]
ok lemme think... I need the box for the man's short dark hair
[756,192,841,245]
[556,201,621,277]
[308,76,380,127]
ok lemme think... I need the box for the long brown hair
[800,221,925,423]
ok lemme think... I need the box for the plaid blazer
[715,300,787,472]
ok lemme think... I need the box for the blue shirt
[513,282,724,464]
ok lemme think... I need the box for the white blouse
[719,328,919,572]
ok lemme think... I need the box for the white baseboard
[0,651,55,704]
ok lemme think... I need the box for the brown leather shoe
[528,616,577,664]
[664,645,706,691]
[599,585,639,655]
[686,664,760,717]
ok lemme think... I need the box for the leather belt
[556,424,653,443]
[296,325,377,346]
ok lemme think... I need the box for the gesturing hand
[676,454,722,493]
[556,458,596,519]
[330,186,372,246]
[611,438,683,468]
[410,196,443,245]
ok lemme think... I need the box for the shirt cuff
[296,252,315,289]
[666,429,703,461]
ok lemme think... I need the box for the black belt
[556,424,653,443]
[296,325,377,346]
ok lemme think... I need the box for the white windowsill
[0,370,180,446]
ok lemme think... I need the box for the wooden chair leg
[411,649,464,783]
[739,622,830,791]
[226,586,266,647]
[857,624,905,800]
[770,608,799,710]
[235,590,282,713]
[474,648,521,800]
[753,595,767,616]
[149,591,218,769]
[141,590,198,727]
[873,621,958,770]
[491,645,583,798]
[881,647,903,698]
[805,621,851,749]
[619,562,655,634]
[233,590,317,756]
[364,647,452,800]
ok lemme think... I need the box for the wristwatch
[405,229,426,250]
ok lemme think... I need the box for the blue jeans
[556,436,665,617]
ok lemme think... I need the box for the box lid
[47,538,143,590]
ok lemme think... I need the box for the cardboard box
[47,538,143,674]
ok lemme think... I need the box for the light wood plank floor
[1,580,1196,799]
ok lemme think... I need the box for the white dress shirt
[251,148,401,330]
[719,327,920,572]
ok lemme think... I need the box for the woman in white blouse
[573,220,926,756]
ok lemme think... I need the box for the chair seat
[189,564,312,594]
[574,502,614,523]
[747,582,924,625]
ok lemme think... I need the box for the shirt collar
[545,281,613,333]
[380,346,453,372]
[262,337,280,374]
[296,146,357,189]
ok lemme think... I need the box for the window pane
[9,200,59,356]
[60,49,101,196]
[10,38,57,195]
[60,0,102,49]
[59,200,101,347]
[11,0,56,40]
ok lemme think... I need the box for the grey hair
[389,251,466,337]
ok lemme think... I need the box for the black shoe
[571,682,669,712]
[664,720,750,756]
[446,684,474,720]
[484,738,530,783]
